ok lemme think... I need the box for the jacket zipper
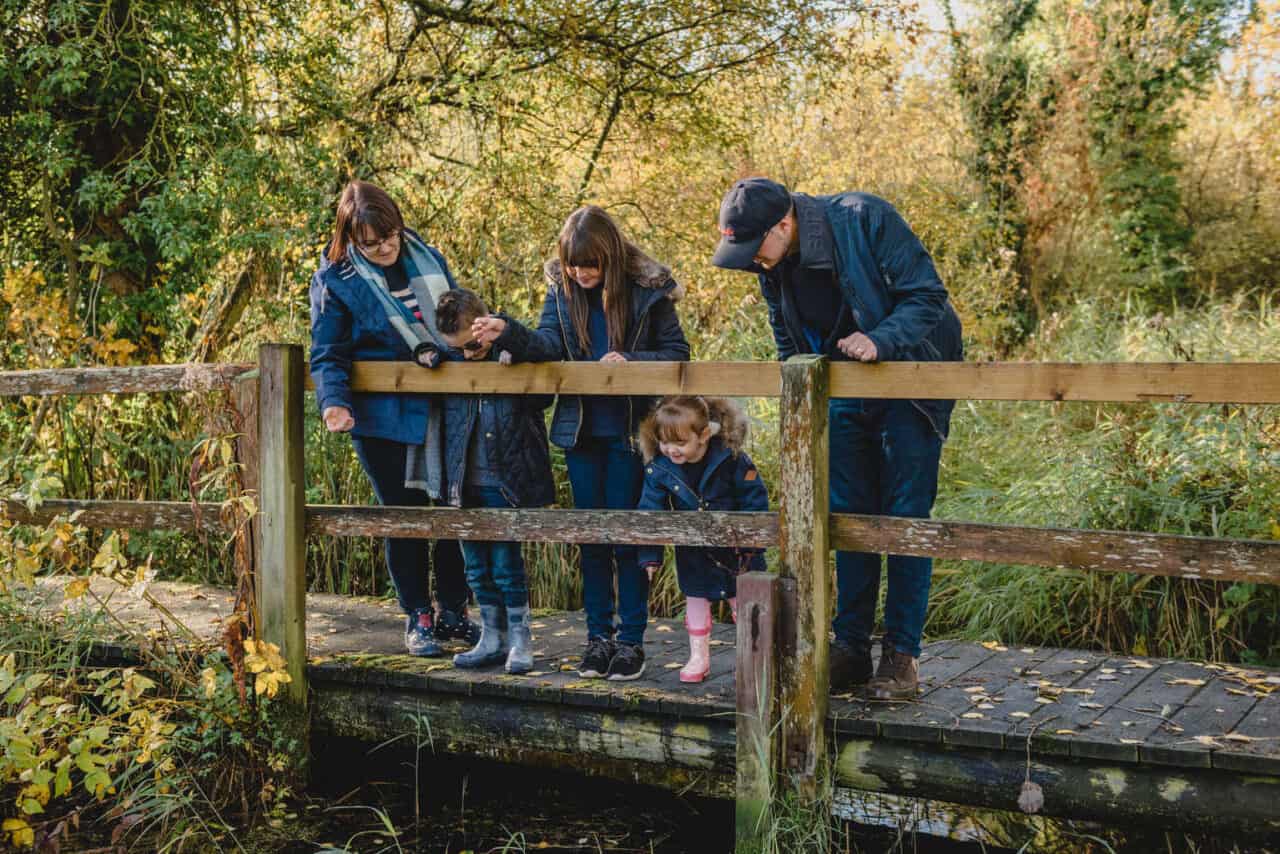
[559,285,658,449]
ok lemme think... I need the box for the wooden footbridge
[4,348,1280,846]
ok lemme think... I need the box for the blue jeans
[460,487,528,609]
[564,436,648,645]
[828,398,943,658]
[351,435,470,616]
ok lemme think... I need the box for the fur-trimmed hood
[543,256,685,302]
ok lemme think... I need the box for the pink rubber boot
[680,597,712,683]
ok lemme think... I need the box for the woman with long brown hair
[471,205,690,680]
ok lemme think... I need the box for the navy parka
[759,192,964,438]
[493,257,691,449]
[308,230,458,445]
[637,437,769,600]
[439,343,555,509]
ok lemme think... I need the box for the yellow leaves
[1271,519,1280,540]
[254,670,291,699]
[244,639,292,699]
[980,641,1008,651]
[1166,678,1206,687]
[91,532,129,575]
[64,577,91,600]
[3,818,34,848]
[93,336,139,366]
[201,667,219,699]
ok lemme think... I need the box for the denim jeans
[828,398,944,657]
[460,486,528,609]
[351,435,470,615]
[564,436,648,645]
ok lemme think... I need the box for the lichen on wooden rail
[2,498,231,533]
[307,505,778,548]
[830,514,1280,585]
[0,363,254,397]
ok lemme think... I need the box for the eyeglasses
[462,339,485,352]
[355,229,400,252]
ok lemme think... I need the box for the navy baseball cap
[711,178,792,270]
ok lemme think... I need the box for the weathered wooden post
[231,370,261,635]
[735,571,781,845]
[257,344,309,769]
[777,354,831,795]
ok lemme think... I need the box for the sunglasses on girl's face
[462,339,485,351]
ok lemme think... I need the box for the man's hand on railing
[322,406,355,432]
[837,332,878,362]
[471,316,506,347]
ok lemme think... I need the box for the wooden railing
[3,346,1280,847]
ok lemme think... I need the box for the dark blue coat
[308,231,457,445]
[636,438,769,600]
[759,192,963,438]
[493,257,690,449]
[440,346,555,509]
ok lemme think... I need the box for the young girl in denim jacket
[469,206,690,681]
[636,396,769,683]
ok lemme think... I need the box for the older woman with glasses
[309,180,478,657]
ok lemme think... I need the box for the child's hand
[643,562,659,581]
[600,351,627,364]
[413,342,441,368]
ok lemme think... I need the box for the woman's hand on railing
[322,406,355,432]
[471,316,506,347]
[600,352,628,364]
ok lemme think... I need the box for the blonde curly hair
[637,395,750,463]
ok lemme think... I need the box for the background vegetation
[2,0,1278,664]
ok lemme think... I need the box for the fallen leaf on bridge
[1167,678,1206,687]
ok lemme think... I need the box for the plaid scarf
[347,231,452,499]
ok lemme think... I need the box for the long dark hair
[555,206,660,355]
[327,181,405,263]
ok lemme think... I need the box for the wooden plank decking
[34,578,1280,834]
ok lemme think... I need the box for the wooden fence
[3,347,1280,847]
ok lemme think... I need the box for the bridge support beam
[835,737,1280,839]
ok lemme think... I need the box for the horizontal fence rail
[0,364,254,396]
[5,361,1277,403]
[7,499,1277,585]
[331,360,1280,403]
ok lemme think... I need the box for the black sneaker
[434,606,481,645]
[606,642,645,681]
[578,636,615,679]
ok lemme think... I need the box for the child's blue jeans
[459,486,529,609]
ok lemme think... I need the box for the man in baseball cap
[712,177,964,701]
[710,178,793,271]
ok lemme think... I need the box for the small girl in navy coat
[636,396,769,683]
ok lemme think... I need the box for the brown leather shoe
[867,647,918,700]
[829,639,873,691]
